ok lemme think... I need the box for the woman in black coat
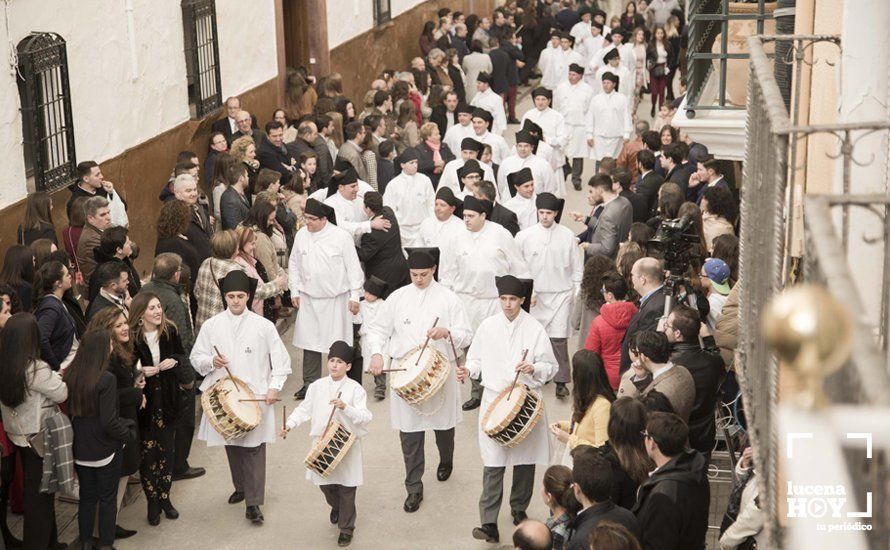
[129,293,195,526]
[357,193,409,299]
[155,200,200,282]
[416,123,456,190]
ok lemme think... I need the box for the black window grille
[182,0,222,118]
[375,0,391,26]
[16,32,76,193]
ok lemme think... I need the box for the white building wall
[0,0,278,210]
[327,0,427,49]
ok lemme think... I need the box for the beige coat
[702,212,735,252]
[76,222,103,284]
[617,364,696,422]
[714,280,740,368]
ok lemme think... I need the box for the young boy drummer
[281,341,372,548]
[457,275,557,544]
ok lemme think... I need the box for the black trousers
[1,451,17,545]
[76,451,123,546]
[173,386,197,474]
[19,446,60,549]
[399,429,455,495]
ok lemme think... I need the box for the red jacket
[585,301,639,390]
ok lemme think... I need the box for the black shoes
[572,180,582,191]
[437,463,453,481]
[403,493,423,513]
[337,533,353,547]
[507,117,521,125]
[228,491,245,504]
[173,466,206,481]
[160,500,179,520]
[147,500,161,526]
[555,383,570,399]
[330,507,339,524]
[472,524,500,543]
[246,505,264,524]
[462,398,481,411]
[373,387,386,401]
[294,386,307,400]
[114,525,137,539]
[512,510,528,525]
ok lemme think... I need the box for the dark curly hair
[156,200,192,239]
[581,255,616,310]
[702,185,738,224]
[0,282,23,314]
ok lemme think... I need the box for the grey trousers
[225,444,266,506]
[303,350,322,387]
[571,158,585,185]
[551,338,570,384]
[479,464,536,525]
[374,374,387,392]
[320,485,357,535]
[399,429,455,495]
[470,377,483,400]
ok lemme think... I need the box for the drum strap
[408,385,447,417]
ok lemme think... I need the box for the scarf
[426,139,443,171]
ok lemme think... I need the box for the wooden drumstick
[507,349,530,401]
[378,368,407,373]
[282,405,287,432]
[238,398,281,403]
[415,317,440,366]
[447,332,464,385]
[323,391,343,437]
[213,345,240,395]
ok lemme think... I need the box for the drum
[390,345,450,405]
[481,384,544,448]
[304,421,356,478]
[200,376,261,441]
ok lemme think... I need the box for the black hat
[400,147,421,163]
[405,247,440,270]
[471,108,493,126]
[603,48,620,63]
[218,270,258,309]
[506,168,534,197]
[514,130,538,146]
[327,167,358,197]
[579,6,592,17]
[477,72,493,84]
[495,275,534,312]
[560,32,575,45]
[435,186,461,208]
[333,157,352,173]
[602,72,620,87]
[531,87,552,101]
[535,192,565,223]
[462,195,493,217]
[328,341,354,364]
[304,198,337,225]
[363,276,388,298]
[460,137,485,155]
[521,119,543,137]
[456,102,473,115]
[457,159,484,185]
[568,63,585,75]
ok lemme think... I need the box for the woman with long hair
[600,397,654,509]
[394,101,421,154]
[711,233,739,286]
[620,2,645,34]
[0,245,36,312]
[45,250,88,339]
[230,136,260,196]
[572,255,616,351]
[32,260,78,371]
[63,195,89,274]
[283,69,317,121]
[64,328,136,549]
[0,313,67,549]
[647,25,672,117]
[664,15,682,101]
[155,199,200,281]
[334,97,356,125]
[677,201,710,262]
[242,200,286,284]
[660,123,678,147]
[550,350,617,449]
[541,465,580,550]
[630,27,649,118]
[233,226,281,320]
[701,186,737,253]
[419,21,437,56]
[129,292,194,525]
[30,238,57,268]
[615,242,644,304]
[86,308,143,539]
[211,153,238,223]
[18,192,57,246]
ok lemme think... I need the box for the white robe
[465,310,557,467]
[191,309,292,448]
[586,90,633,161]
[417,215,464,248]
[503,194,538,232]
[595,64,634,100]
[553,80,595,158]
[382,172,435,248]
[325,190,371,245]
[309,179,374,204]
[470,88,508,136]
[473,131,511,166]
[570,21,592,49]
[288,222,364,352]
[550,48,586,87]
[358,298,385,374]
[496,153,557,196]
[366,281,473,432]
[443,123,475,155]
[520,108,569,170]
[538,43,561,90]
[596,43,636,74]
[437,158,497,200]
[285,376,372,487]
[515,223,584,338]
[582,35,607,84]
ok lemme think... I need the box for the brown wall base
[0,77,279,278]
[330,0,496,103]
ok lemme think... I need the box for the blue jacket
[35,295,76,371]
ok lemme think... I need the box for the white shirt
[503,194,538,231]
[417,214,464,248]
[473,131,511,165]
[516,222,584,294]
[496,153,557,196]
[437,158,497,199]
[595,64,634,100]
[521,108,570,158]
[586,90,633,139]
[551,47,586,87]
[382,171,435,247]
[439,222,530,299]
[470,88,508,136]
[443,122,475,154]
[324,190,371,244]
[554,80,595,127]
[288,222,363,301]
[538,43,561,90]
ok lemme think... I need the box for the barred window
[182,0,222,118]
[16,32,76,193]
[375,0,391,26]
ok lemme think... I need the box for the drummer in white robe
[323,168,390,244]
[496,129,555,196]
[470,108,511,169]
[288,198,364,400]
[437,137,495,199]
[418,187,464,248]
[282,341,371,547]
[586,72,633,164]
[554,63,595,192]
[442,103,476,154]
[366,249,473,513]
[469,72,507,136]
[515,193,584,399]
[382,147,435,248]
[595,48,634,100]
[457,275,557,543]
[503,168,538,232]
[190,270,292,524]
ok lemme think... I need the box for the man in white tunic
[595,48,634,100]
[324,168,391,244]
[470,108,511,166]
[597,28,635,74]
[438,138,496,198]
[190,270,292,524]
[521,88,570,186]
[570,7,593,49]
[458,275,557,543]
[439,196,530,411]
[418,187,465,247]
[282,341,371,547]
[587,72,633,164]
[554,63,595,191]
[469,72,507,136]
[382,147,435,248]
[288,198,364,400]
[582,25,607,83]
[503,168,538,231]
[366,250,473,513]
[515,193,584,399]
[443,102,476,154]
[538,34,562,90]
[551,33,586,88]
[496,130,556,196]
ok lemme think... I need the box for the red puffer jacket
[585,301,639,390]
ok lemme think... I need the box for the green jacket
[139,278,194,353]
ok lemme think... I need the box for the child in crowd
[357,276,388,400]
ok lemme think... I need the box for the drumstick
[323,391,343,437]
[507,349,530,401]
[447,332,464,385]
[213,345,240,395]
[238,398,282,403]
[415,317,440,366]
[283,405,287,432]
[378,368,407,373]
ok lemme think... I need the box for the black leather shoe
[555,383,569,399]
[436,463,453,481]
[472,524,499,543]
[160,500,179,520]
[512,510,528,525]
[147,500,161,526]
[403,493,423,513]
[293,386,307,400]
[462,397,481,411]
[114,525,137,539]
[246,505,264,524]
[173,466,206,481]
[507,117,521,125]
[337,533,353,547]
[573,181,582,191]
[330,507,339,524]
[228,491,245,504]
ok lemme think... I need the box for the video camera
[648,214,700,276]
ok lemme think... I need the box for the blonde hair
[420,122,439,140]
[211,229,239,259]
[230,136,256,163]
